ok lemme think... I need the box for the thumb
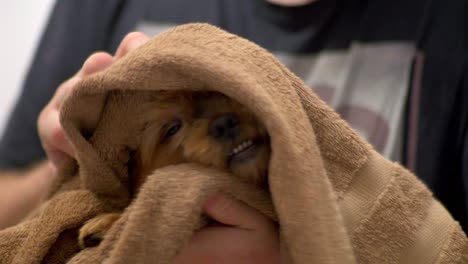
[203,193,268,230]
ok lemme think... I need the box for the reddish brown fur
[79,91,270,248]
[132,91,270,191]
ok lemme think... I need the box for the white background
[0,0,55,135]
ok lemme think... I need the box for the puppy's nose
[209,114,240,140]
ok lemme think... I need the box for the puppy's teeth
[231,139,255,157]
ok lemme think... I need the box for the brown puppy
[78,91,270,248]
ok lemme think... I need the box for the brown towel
[0,23,466,264]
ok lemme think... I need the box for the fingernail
[80,52,113,76]
[129,36,149,49]
[115,32,150,58]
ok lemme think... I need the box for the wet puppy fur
[78,91,271,248]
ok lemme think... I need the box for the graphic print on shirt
[137,23,415,162]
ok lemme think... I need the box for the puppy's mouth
[227,138,262,163]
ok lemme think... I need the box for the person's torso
[102,0,467,226]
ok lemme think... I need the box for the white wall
[0,0,55,135]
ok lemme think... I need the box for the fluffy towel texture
[0,23,467,263]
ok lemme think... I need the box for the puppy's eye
[162,119,182,141]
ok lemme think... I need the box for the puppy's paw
[78,213,121,249]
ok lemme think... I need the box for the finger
[51,77,81,108]
[78,52,114,77]
[203,193,270,230]
[45,52,113,141]
[38,52,114,169]
[48,111,75,158]
[38,84,72,146]
[49,52,112,109]
[114,32,150,59]
[39,109,75,158]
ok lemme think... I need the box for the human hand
[37,32,150,171]
[173,193,281,264]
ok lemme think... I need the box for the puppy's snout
[209,113,240,140]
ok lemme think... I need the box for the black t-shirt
[0,0,466,229]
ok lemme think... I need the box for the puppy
[78,91,270,248]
